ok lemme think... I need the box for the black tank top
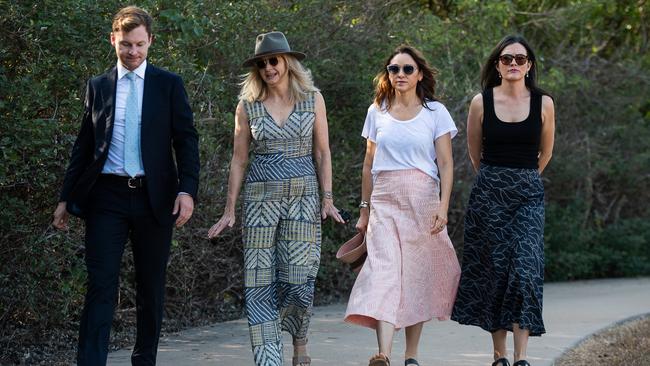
[481,88,542,169]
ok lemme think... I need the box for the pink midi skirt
[344,169,461,329]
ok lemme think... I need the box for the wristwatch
[358,200,369,209]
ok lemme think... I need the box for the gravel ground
[555,314,650,366]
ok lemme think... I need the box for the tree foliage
[1,0,648,363]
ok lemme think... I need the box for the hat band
[254,48,293,57]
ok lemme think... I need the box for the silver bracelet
[322,191,333,200]
[358,200,369,209]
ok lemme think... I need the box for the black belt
[99,174,146,188]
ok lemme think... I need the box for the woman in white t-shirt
[344,45,461,366]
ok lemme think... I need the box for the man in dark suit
[51,6,199,365]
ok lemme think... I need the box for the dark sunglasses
[256,56,279,69]
[386,64,417,75]
[498,54,529,66]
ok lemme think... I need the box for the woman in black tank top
[451,35,556,366]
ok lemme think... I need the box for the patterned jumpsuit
[242,92,321,365]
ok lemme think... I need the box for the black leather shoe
[492,358,511,366]
[513,361,530,366]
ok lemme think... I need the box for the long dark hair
[373,45,438,111]
[481,35,551,97]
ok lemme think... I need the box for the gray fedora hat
[242,31,306,67]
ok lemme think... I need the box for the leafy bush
[1,0,648,363]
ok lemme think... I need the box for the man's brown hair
[112,6,153,36]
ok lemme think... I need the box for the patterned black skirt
[451,164,546,336]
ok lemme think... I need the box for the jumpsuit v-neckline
[261,101,297,129]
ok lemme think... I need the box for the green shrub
[1,0,649,363]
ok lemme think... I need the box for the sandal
[405,358,420,366]
[369,353,391,366]
[292,338,311,366]
[512,361,530,366]
[492,358,511,366]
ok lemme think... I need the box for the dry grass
[555,314,650,366]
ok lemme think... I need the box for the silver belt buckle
[127,177,137,188]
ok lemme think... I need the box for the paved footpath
[109,278,650,365]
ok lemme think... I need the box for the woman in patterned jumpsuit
[208,31,344,366]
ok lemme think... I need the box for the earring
[526,71,529,78]
[498,72,502,79]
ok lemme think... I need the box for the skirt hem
[345,312,452,330]
[451,316,546,337]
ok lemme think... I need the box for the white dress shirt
[102,60,147,176]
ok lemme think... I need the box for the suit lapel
[102,67,118,146]
[141,64,159,135]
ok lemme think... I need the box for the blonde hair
[239,54,319,104]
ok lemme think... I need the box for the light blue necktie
[124,72,143,177]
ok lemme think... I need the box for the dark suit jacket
[59,63,200,225]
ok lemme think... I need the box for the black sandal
[492,358,511,366]
[405,358,420,366]
[512,361,530,366]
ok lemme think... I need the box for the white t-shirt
[361,100,457,182]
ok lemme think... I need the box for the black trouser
[77,175,173,366]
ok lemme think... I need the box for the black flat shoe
[405,358,420,366]
[492,358,510,366]
[513,361,530,366]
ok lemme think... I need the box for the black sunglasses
[498,54,528,66]
[256,56,279,69]
[386,64,417,75]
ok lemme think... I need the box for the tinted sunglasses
[386,64,417,75]
[498,54,529,66]
[256,56,279,69]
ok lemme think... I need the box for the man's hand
[52,202,69,230]
[173,194,194,228]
